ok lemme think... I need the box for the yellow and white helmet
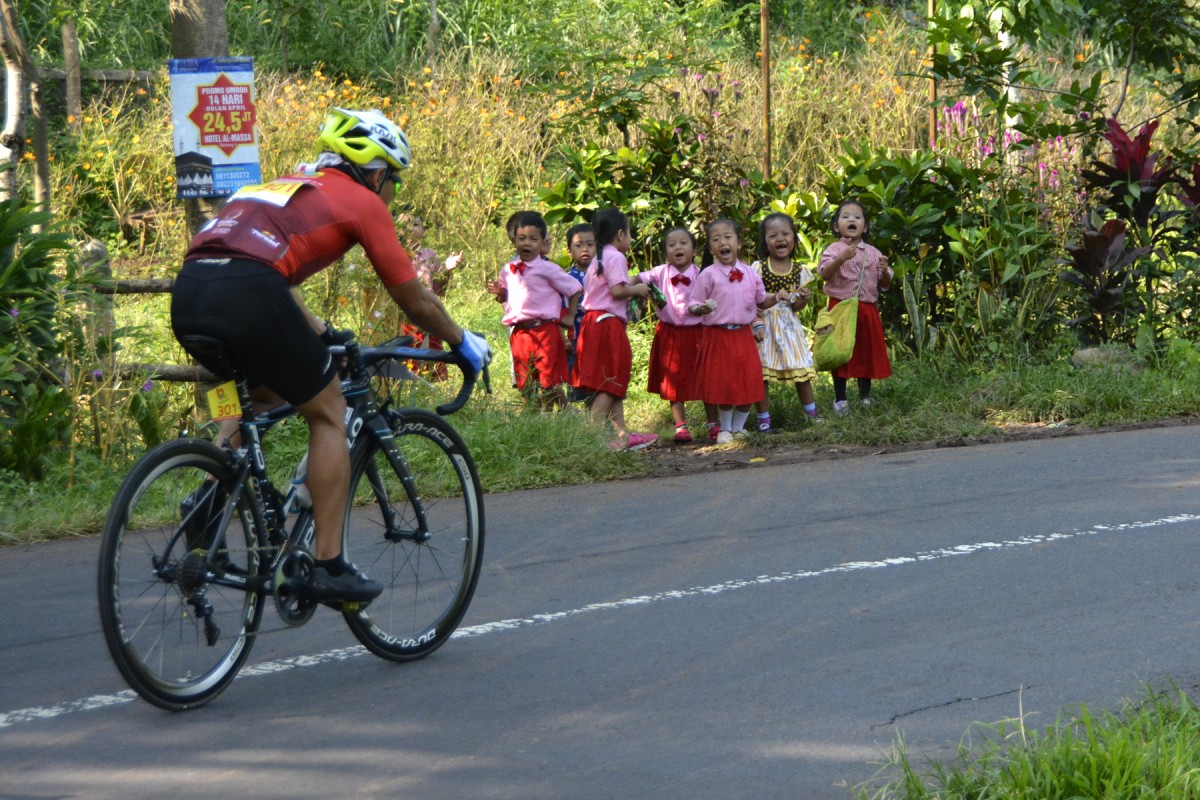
[317,108,411,170]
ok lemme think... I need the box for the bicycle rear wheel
[342,408,484,660]
[97,438,263,710]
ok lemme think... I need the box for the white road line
[4,513,1197,729]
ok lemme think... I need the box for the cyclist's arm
[387,277,464,347]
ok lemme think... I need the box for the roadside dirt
[638,415,1200,480]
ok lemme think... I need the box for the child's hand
[836,241,856,262]
[776,290,791,307]
[794,287,811,310]
[485,278,505,299]
[630,283,650,298]
[753,322,766,342]
[445,252,463,271]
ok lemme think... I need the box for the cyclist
[170,107,491,603]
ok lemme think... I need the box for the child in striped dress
[750,213,819,430]
[631,226,703,443]
[688,218,786,444]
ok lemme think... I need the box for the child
[399,212,461,379]
[688,218,785,444]
[816,199,893,415]
[564,223,594,403]
[631,226,703,443]
[487,210,581,408]
[750,212,820,430]
[571,208,657,450]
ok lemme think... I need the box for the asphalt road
[3,424,1200,799]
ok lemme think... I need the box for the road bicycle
[97,335,486,710]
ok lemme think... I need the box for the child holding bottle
[631,226,703,443]
[571,208,657,450]
[688,218,784,444]
[817,199,893,415]
[750,212,820,430]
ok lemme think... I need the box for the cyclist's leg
[294,376,349,562]
[296,378,383,602]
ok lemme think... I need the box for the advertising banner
[169,57,262,199]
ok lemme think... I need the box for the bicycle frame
[167,340,484,598]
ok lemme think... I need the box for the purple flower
[141,379,154,392]
[8,308,17,318]
[92,369,103,379]
[739,178,750,188]
[697,134,707,142]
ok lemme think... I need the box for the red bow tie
[509,261,525,275]
[671,274,691,286]
[729,268,743,283]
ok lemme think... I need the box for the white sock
[718,408,733,431]
[731,408,750,432]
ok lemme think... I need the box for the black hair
[701,218,741,267]
[505,211,523,241]
[663,225,696,258]
[830,199,870,239]
[565,222,595,248]
[757,212,799,260]
[591,208,630,276]
[511,210,548,239]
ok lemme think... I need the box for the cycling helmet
[317,108,412,170]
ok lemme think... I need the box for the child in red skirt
[398,212,461,380]
[571,208,657,450]
[486,210,581,408]
[688,219,785,444]
[631,226,703,443]
[816,200,893,415]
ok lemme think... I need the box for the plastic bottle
[290,453,312,511]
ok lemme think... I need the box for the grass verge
[855,688,1200,799]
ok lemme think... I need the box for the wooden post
[62,20,81,129]
[760,0,771,178]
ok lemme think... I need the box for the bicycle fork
[365,417,432,543]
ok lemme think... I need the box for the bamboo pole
[760,0,771,178]
[928,0,937,149]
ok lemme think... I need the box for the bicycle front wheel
[97,438,263,710]
[342,408,484,661]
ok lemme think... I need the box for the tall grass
[857,689,1200,799]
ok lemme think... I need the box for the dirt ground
[638,416,1200,480]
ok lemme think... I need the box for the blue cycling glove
[452,330,492,377]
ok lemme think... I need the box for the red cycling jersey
[185,168,415,287]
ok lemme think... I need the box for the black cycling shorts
[171,258,337,407]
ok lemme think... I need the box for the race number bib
[204,380,240,421]
[229,176,313,207]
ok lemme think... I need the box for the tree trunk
[169,0,230,236]
[426,0,440,65]
[169,0,230,59]
[0,0,30,201]
[62,19,82,130]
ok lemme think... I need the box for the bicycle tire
[342,408,484,661]
[97,438,264,710]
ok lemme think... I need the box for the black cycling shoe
[307,565,384,603]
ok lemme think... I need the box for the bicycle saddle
[179,334,239,379]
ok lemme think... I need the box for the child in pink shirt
[486,210,580,408]
[688,218,785,444]
[631,226,704,443]
[571,208,657,450]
